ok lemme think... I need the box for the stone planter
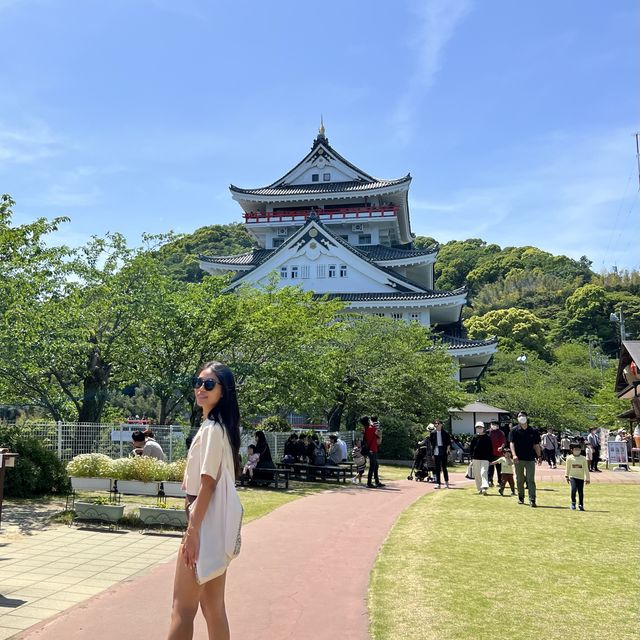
[160,481,186,498]
[74,501,124,524]
[70,477,112,492]
[114,480,159,496]
[139,506,187,528]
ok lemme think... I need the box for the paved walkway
[12,476,447,640]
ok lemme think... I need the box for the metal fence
[11,422,357,463]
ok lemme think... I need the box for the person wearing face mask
[565,443,590,511]
[469,422,493,495]
[509,411,542,507]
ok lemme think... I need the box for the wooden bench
[277,462,347,484]
[238,468,291,489]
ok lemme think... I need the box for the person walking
[487,421,506,486]
[470,422,492,495]
[560,433,571,462]
[362,416,384,488]
[565,442,590,510]
[587,427,602,472]
[541,427,558,469]
[168,362,242,640]
[509,411,542,507]
[429,419,451,488]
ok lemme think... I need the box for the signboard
[607,441,628,465]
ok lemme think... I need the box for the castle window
[317,264,326,278]
[328,264,336,278]
[358,234,372,245]
[272,238,284,248]
[323,172,331,181]
[291,266,299,279]
[280,267,288,279]
[391,312,403,321]
[339,265,348,278]
[300,265,310,279]
[311,174,319,182]
[410,313,420,323]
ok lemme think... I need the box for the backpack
[313,443,326,466]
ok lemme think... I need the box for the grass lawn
[369,482,640,640]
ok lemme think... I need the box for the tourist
[294,433,307,461]
[509,411,542,507]
[429,419,451,489]
[242,444,260,479]
[327,434,343,465]
[351,439,367,484]
[282,433,299,464]
[470,422,492,495]
[585,441,593,470]
[541,427,558,469]
[168,361,242,640]
[254,430,273,466]
[131,428,167,461]
[362,416,384,488]
[336,434,348,462]
[565,442,590,511]
[488,421,506,486]
[587,427,601,472]
[560,433,571,461]
[490,445,515,496]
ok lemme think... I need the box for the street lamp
[516,354,528,384]
[609,308,627,342]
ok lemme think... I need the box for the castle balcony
[243,205,399,226]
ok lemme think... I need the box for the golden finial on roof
[318,115,325,137]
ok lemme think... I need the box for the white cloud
[391,0,472,144]
[410,126,640,270]
[0,119,60,163]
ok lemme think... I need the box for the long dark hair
[199,361,241,477]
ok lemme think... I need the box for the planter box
[115,480,159,496]
[160,481,186,498]
[139,506,187,528]
[74,501,124,523]
[70,477,112,492]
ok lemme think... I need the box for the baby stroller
[407,440,436,482]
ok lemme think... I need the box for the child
[242,445,260,479]
[351,439,367,484]
[565,443,590,511]
[490,445,515,496]
[560,434,571,462]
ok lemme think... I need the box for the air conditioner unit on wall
[352,223,364,232]
[277,227,288,236]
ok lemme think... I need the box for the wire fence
[11,422,357,463]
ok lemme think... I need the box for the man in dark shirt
[509,411,542,507]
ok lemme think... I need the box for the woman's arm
[182,474,217,569]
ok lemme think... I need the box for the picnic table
[277,462,348,484]
[239,468,292,490]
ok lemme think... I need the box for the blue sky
[1,0,638,271]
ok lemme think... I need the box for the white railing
[12,422,357,463]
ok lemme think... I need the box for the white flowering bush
[66,454,113,478]
[166,459,186,482]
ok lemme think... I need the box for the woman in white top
[167,361,241,640]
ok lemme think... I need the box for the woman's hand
[182,528,200,570]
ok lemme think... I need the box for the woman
[168,362,241,640]
[470,421,492,495]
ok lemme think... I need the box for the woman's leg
[472,460,482,491]
[200,571,229,640]
[479,461,489,489]
[167,546,202,640]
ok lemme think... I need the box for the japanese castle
[199,124,497,382]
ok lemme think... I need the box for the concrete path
[14,476,446,640]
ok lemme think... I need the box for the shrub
[166,459,186,482]
[67,453,113,478]
[377,417,423,461]
[111,456,168,482]
[259,416,291,432]
[0,424,70,498]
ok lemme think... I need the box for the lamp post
[516,354,528,384]
[609,308,627,342]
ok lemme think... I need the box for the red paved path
[18,477,443,640]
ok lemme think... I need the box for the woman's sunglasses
[191,376,218,391]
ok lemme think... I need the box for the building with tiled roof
[200,123,497,382]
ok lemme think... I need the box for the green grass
[369,482,640,640]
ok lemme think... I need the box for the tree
[465,308,549,357]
